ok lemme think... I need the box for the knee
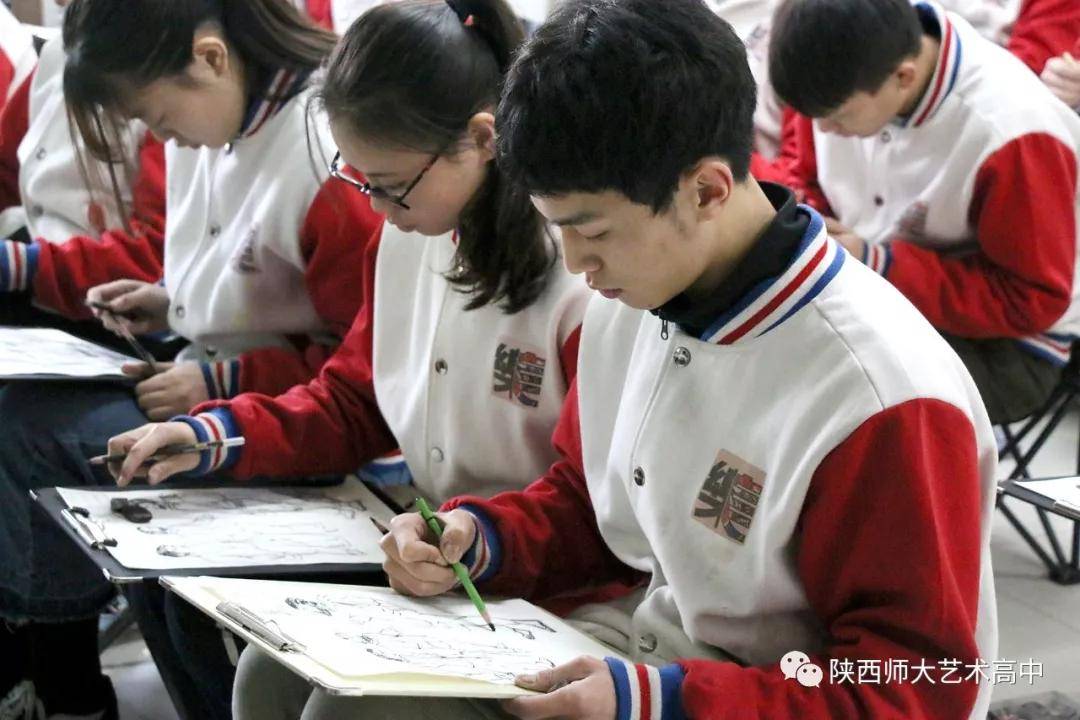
[233,647,310,720]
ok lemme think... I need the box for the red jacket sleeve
[304,0,334,29]
[0,69,31,214]
[233,179,381,396]
[881,132,1077,338]
[193,217,398,478]
[751,109,833,213]
[444,380,644,600]
[1008,0,1080,74]
[28,132,167,317]
[674,399,986,719]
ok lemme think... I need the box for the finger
[123,361,154,378]
[135,390,171,413]
[390,513,447,565]
[382,557,457,597]
[117,425,183,485]
[515,657,598,693]
[146,455,198,485]
[126,320,160,335]
[88,279,141,304]
[436,510,477,563]
[502,685,580,720]
[105,431,143,481]
[107,285,153,314]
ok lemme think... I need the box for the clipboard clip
[61,507,118,549]
[216,601,303,653]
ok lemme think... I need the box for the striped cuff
[861,242,892,276]
[0,239,39,292]
[173,408,243,475]
[201,360,242,399]
[457,505,502,583]
[605,658,687,720]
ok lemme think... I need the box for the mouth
[596,288,623,300]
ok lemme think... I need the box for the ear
[189,26,231,81]
[466,111,497,162]
[688,159,735,219]
[894,58,919,92]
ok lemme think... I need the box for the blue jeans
[0,380,147,622]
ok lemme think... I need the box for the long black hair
[62,0,336,162]
[318,0,555,314]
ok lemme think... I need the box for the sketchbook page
[56,477,396,570]
[1015,477,1080,513]
[165,576,625,698]
[0,326,132,379]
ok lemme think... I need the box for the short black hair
[770,0,923,117]
[496,0,756,213]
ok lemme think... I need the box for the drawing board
[165,576,625,698]
[55,477,396,570]
[0,326,132,380]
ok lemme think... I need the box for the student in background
[241,0,998,717]
[938,0,1080,74]
[0,29,167,337]
[106,1,593,717]
[764,0,1080,427]
[0,1,380,718]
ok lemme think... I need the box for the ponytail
[318,0,554,314]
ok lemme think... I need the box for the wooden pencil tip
[482,610,495,632]
[488,622,496,632]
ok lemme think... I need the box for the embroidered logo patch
[692,450,766,545]
[896,201,929,244]
[232,226,260,274]
[492,340,546,408]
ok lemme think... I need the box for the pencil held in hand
[415,497,495,632]
[89,437,246,467]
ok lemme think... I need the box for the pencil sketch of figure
[148,521,369,563]
[332,628,556,682]
[121,488,367,516]
[282,593,557,640]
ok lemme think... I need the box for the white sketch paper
[0,326,132,379]
[172,577,620,687]
[57,478,396,570]
[1016,476,1080,514]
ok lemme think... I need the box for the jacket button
[30,204,44,218]
[638,633,658,654]
[673,347,691,367]
[209,224,221,237]
[430,447,444,464]
[35,147,46,161]
[434,359,448,375]
[633,467,645,486]
[880,130,892,143]
[175,305,186,319]
[874,195,884,207]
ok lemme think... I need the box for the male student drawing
[762,0,1080,426]
[261,0,1000,718]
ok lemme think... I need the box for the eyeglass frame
[328,150,439,211]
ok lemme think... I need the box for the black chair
[996,344,1080,585]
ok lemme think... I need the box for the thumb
[122,361,153,377]
[438,510,477,563]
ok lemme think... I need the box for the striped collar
[700,209,845,345]
[236,68,309,140]
[905,2,963,129]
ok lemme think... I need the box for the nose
[561,231,601,276]
[368,194,397,218]
[816,118,842,135]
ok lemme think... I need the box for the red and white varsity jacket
[448,206,999,720]
[1,75,379,400]
[179,222,589,504]
[0,5,34,108]
[764,3,1080,365]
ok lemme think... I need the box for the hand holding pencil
[379,505,487,611]
[105,421,207,486]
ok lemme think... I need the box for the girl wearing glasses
[106,0,595,717]
[0,1,381,717]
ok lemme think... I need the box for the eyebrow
[549,211,601,227]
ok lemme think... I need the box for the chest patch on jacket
[693,450,765,545]
[492,340,546,409]
[232,225,261,274]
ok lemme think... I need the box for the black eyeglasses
[329,151,439,211]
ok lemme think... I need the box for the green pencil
[415,497,495,632]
